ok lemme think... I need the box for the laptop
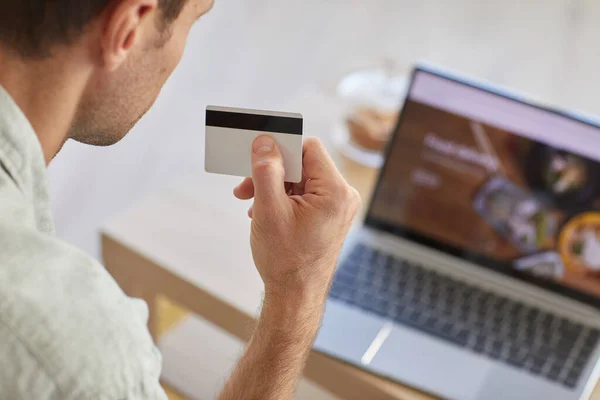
[314,66,600,400]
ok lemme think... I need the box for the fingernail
[253,136,274,155]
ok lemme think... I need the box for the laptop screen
[366,68,600,306]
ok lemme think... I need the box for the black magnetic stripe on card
[206,110,303,135]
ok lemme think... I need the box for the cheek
[163,30,189,75]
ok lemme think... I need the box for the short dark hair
[0,0,187,58]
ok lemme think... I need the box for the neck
[0,46,91,164]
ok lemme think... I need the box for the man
[0,0,360,399]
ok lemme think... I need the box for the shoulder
[0,222,165,400]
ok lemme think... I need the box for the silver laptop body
[314,66,600,400]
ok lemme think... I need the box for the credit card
[205,105,304,183]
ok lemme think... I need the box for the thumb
[251,135,286,209]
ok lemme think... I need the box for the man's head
[0,0,213,146]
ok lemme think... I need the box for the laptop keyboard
[329,244,600,390]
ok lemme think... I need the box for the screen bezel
[364,66,600,310]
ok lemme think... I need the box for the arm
[220,136,360,400]
[218,291,324,400]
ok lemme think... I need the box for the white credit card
[205,105,304,183]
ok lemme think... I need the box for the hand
[234,136,361,302]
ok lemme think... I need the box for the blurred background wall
[48,0,600,259]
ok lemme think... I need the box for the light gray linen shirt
[0,86,167,400]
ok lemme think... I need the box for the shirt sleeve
[0,218,168,400]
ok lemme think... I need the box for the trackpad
[314,300,386,362]
[370,325,494,400]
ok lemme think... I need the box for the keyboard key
[393,303,407,316]
[555,338,575,359]
[564,378,578,389]
[352,293,375,308]
[408,310,422,323]
[547,369,561,382]
[529,359,545,375]
[565,370,582,388]
[441,322,454,333]
[329,282,355,300]
[489,344,502,359]
[541,315,553,329]
[364,270,376,282]
[507,329,519,341]
[531,344,553,360]
[455,329,469,343]
[507,349,528,368]
[584,330,600,349]
[575,354,591,373]
[473,341,485,353]
[424,316,438,329]
[335,271,356,286]
[510,303,523,314]
[525,308,539,321]
[546,363,563,382]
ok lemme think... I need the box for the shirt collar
[0,85,55,235]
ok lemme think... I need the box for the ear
[101,0,159,71]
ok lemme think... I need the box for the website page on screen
[369,70,600,297]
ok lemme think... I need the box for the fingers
[235,177,304,201]
[298,138,361,216]
[251,135,287,209]
[238,138,337,202]
[302,138,342,181]
[241,137,355,217]
[301,138,347,198]
[234,178,255,200]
